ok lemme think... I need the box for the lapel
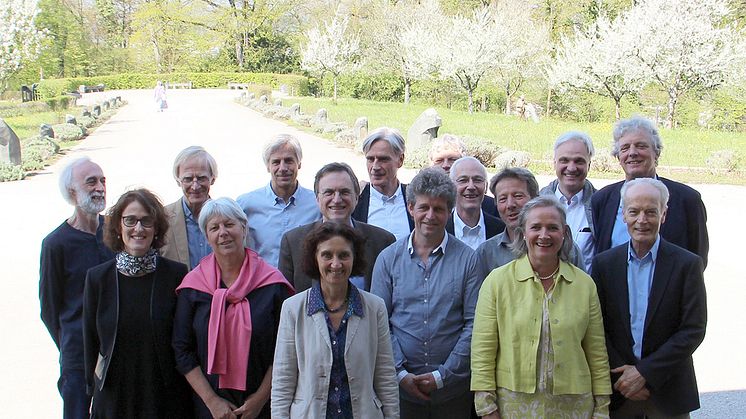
[344,314,361,357]
[644,240,674,333]
[445,211,455,235]
[354,184,371,222]
[610,246,633,342]
[309,294,333,351]
[401,183,414,231]
[170,200,190,266]
[485,213,505,239]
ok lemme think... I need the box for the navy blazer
[445,210,505,240]
[591,240,707,415]
[352,183,414,231]
[481,195,499,218]
[591,177,709,268]
[83,256,190,397]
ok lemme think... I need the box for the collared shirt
[554,188,593,273]
[453,210,486,250]
[475,230,515,278]
[237,182,321,267]
[611,201,631,248]
[371,231,480,403]
[307,282,364,419]
[367,183,411,241]
[182,198,212,269]
[627,235,661,359]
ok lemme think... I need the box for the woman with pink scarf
[173,198,294,419]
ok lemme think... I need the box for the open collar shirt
[554,188,594,273]
[181,198,212,269]
[367,183,411,241]
[237,182,321,267]
[453,210,486,250]
[627,235,661,360]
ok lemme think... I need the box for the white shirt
[555,188,594,273]
[368,183,411,241]
[453,210,486,250]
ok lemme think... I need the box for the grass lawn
[283,97,746,184]
[3,110,69,140]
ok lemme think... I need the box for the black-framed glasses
[122,215,155,228]
[180,175,211,186]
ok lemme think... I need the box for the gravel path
[0,89,742,417]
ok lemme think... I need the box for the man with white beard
[40,157,115,419]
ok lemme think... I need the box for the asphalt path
[0,89,742,417]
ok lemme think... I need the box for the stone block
[407,108,442,150]
[40,124,55,138]
[0,118,22,165]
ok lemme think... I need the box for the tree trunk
[404,79,410,104]
[235,38,244,69]
[614,97,621,121]
[546,88,553,117]
[665,92,677,129]
[468,88,474,114]
[505,82,512,115]
[333,76,338,102]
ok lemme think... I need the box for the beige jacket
[160,199,190,267]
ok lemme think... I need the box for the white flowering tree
[439,7,501,113]
[627,0,743,127]
[550,15,647,120]
[301,14,360,101]
[0,0,45,91]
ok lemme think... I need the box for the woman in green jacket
[471,196,611,418]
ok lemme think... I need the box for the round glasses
[122,215,155,228]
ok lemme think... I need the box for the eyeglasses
[180,175,211,186]
[122,215,155,228]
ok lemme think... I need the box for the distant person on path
[40,156,114,419]
[592,178,707,418]
[429,135,498,218]
[154,80,167,112]
[237,134,321,267]
[278,162,395,292]
[540,131,597,273]
[83,189,193,418]
[591,116,709,267]
[352,127,413,240]
[161,146,218,269]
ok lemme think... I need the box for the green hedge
[37,72,309,99]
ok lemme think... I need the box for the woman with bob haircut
[173,197,294,419]
[471,196,611,418]
[83,188,193,418]
[272,222,399,418]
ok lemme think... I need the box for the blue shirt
[627,235,661,359]
[371,231,480,403]
[182,198,212,269]
[611,202,631,248]
[237,182,321,267]
[307,283,364,419]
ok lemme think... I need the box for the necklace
[325,297,348,313]
[535,265,560,281]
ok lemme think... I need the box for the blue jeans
[58,368,90,419]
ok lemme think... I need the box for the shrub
[0,163,25,182]
[52,123,85,141]
[78,116,96,128]
[462,136,503,168]
[592,148,619,173]
[494,150,531,170]
[404,144,430,169]
[0,101,51,118]
[44,95,73,111]
[706,149,740,173]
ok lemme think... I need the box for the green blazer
[471,256,611,396]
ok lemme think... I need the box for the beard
[77,190,106,214]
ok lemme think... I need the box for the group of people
[40,114,708,419]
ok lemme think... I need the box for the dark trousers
[400,391,473,419]
[58,368,91,419]
[611,399,691,419]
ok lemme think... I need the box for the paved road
[0,89,742,417]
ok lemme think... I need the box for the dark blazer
[445,210,505,240]
[591,240,707,415]
[352,183,414,231]
[591,177,709,267]
[83,256,189,396]
[279,220,396,292]
[481,195,498,218]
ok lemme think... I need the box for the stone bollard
[274,98,283,106]
[290,103,301,117]
[248,92,255,100]
[353,117,368,145]
[314,108,328,126]
[65,114,77,125]
[407,108,442,150]
[40,124,55,138]
[93,105,101,117]
[0,118,22,165]
[82,108,91,117]
[259,95,268,104]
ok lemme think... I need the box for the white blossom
[0,0,45,89]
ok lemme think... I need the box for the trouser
[58,368,91,419]
[400,391,473,419]
[611,399,690,419]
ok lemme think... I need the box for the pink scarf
[177,249,294,390]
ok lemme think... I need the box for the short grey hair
[611,116,663,159]
[620,177,669,211]
[489,167,539,198]
[449,156,487,181]
[406,167,457,211]
[554,131,595,158]
[172,146,218,181]
[429,134,466,160]
[511,196,574,262]
[198,197,248,236]
[262,134,303,166]
[362,127,406,156]
[59,156,93,205]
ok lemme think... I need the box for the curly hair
[103,188,169,252]
[302,223,367,281]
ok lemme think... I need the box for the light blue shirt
[627,235,661,359]
[182,198,211,269]
[371,231,480,404]
[237,182,321,267]
[611,202,631,248]
[368,183,411,241]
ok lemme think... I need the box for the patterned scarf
[116,248,158,276]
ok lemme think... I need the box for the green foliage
[51,123,84,141]
[318,73,404,102]
[3,110,65,139]
[0,101,52,118]
[0,163,25,182]
[36,73,310,98]
[462,136,504,167]
[44,96,73,111]
[78,115,96,128]
[23,135,60,170]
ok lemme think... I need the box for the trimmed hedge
[37,72,309,99]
